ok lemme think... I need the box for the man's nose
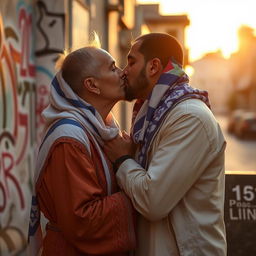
[120,68,127,79]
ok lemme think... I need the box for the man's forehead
[94,48,114,64]
[128,40,142,58]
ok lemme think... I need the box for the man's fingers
[122,130,130,140]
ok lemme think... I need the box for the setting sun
[137,0,256,61]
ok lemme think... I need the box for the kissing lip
[121,78,128,88]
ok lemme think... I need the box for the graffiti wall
[0,0,65,255]
[35,0,65,142]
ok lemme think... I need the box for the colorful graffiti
[36,0,65,57]
[35,0,65,142]
[0,0,36,254]
[0,0,65,254]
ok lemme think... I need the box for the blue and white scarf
[28,71,119,255]
[131,60,210,168]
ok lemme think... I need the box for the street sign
[225,171,256,256]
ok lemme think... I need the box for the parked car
[227,109,244,134]
[234,111,256,139]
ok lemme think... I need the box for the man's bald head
[61,47,102,95]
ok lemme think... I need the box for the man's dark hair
[134,33,184,67]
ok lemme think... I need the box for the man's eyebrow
[127,55,136,61]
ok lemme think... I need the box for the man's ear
[83,77,100,95]
[147,58,162,77]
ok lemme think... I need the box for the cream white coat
[117,99,227,256]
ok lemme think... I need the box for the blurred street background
[216,115,256,171]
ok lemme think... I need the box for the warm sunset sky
[137,0,256,61]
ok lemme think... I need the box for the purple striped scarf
[131,60,210,168]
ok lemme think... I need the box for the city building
[191,51,233,114]
[229,26,256,112]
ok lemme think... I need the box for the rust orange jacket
[36,137,136,256]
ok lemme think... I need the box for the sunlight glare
[137,0,256,61]
[185,65,194,77]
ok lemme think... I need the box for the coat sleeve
[37,140,136,255]
[116,111,222,221]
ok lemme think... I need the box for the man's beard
[125,66,149,101]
